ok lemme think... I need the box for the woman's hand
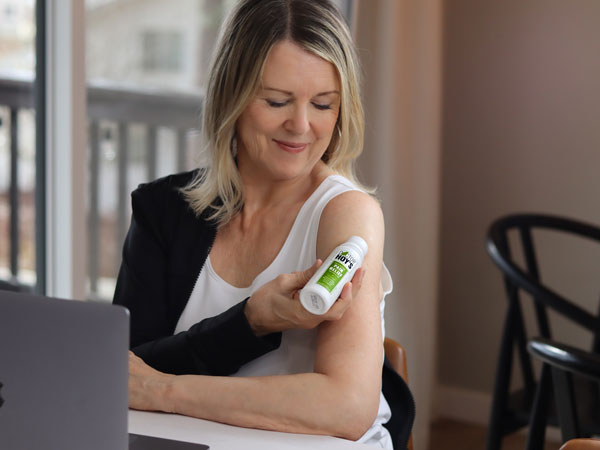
[244,260,365,336]
[129,351,175,412]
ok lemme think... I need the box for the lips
[273,139,308,153]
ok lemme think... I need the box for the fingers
[282,259,323,291]
[300,259,323,284]
[323,281,353,320]
[321,268,365,321]
[350,267,365,298]
[247,260,355,334]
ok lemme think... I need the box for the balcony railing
[0,73,202,298]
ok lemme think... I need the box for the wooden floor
[427,419,562,450]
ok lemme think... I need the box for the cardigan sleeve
[113,175,281,376]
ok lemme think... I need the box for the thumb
[287,259,322,291]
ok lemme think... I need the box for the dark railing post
[117,122,129,262]
[147,125,157,182]
[88,121,100,294]
[9,108,19,279]
[176,128,186,173]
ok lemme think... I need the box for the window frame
[43,0,87,299]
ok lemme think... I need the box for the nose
[285,104,310,135]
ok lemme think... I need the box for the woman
[116,0,396,448]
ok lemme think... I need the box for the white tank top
[175,175,393,449]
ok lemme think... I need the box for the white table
[129,410,374,450]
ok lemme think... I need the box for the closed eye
[265,99,332,110]
[266,99,288,108]
[312,103,332,111]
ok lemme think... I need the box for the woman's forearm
[164,372,380,441]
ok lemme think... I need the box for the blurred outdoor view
[0,0,350,300]
[84,0,239,300]
[0,0,36,287]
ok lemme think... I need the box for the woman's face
[236,40,341,181]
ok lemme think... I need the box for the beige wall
[439,0,600,398]
[355,1,442,446]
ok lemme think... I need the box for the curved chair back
[487,214,600,334]
[485,213,600,450]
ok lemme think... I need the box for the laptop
[0,290,208,450]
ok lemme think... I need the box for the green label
[316,261,348,293]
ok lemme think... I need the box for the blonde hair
[183,0,367,225]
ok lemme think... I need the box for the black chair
[528,337,600,445]
[485,213,600,450]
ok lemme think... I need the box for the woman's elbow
[333,390,380,441]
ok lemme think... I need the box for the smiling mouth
[273,139,308,153]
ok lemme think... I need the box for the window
[0,0,39,290]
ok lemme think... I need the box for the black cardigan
[113,170,281,375]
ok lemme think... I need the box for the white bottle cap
[300,290,327,315]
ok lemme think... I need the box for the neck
[237,162,329,218]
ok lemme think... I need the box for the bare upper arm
[313,190,385,402]
[315,190,385,280]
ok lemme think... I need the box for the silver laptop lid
[0,290,129,450]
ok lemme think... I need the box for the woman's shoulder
[129,169,206,233]
[322,187,383,225]
[133,169,201,198]
[318,171,380,211]
[317,181,384,252]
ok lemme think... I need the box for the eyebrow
[263,87,340,97]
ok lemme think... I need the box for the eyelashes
[266,100,287,108]
[313,103,333,111]
[265,99,333,111]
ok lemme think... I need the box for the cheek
[238,128,266,156]
[315,113,339,140]
[238,106,280,140]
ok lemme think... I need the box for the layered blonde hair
[183,0,367,225]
